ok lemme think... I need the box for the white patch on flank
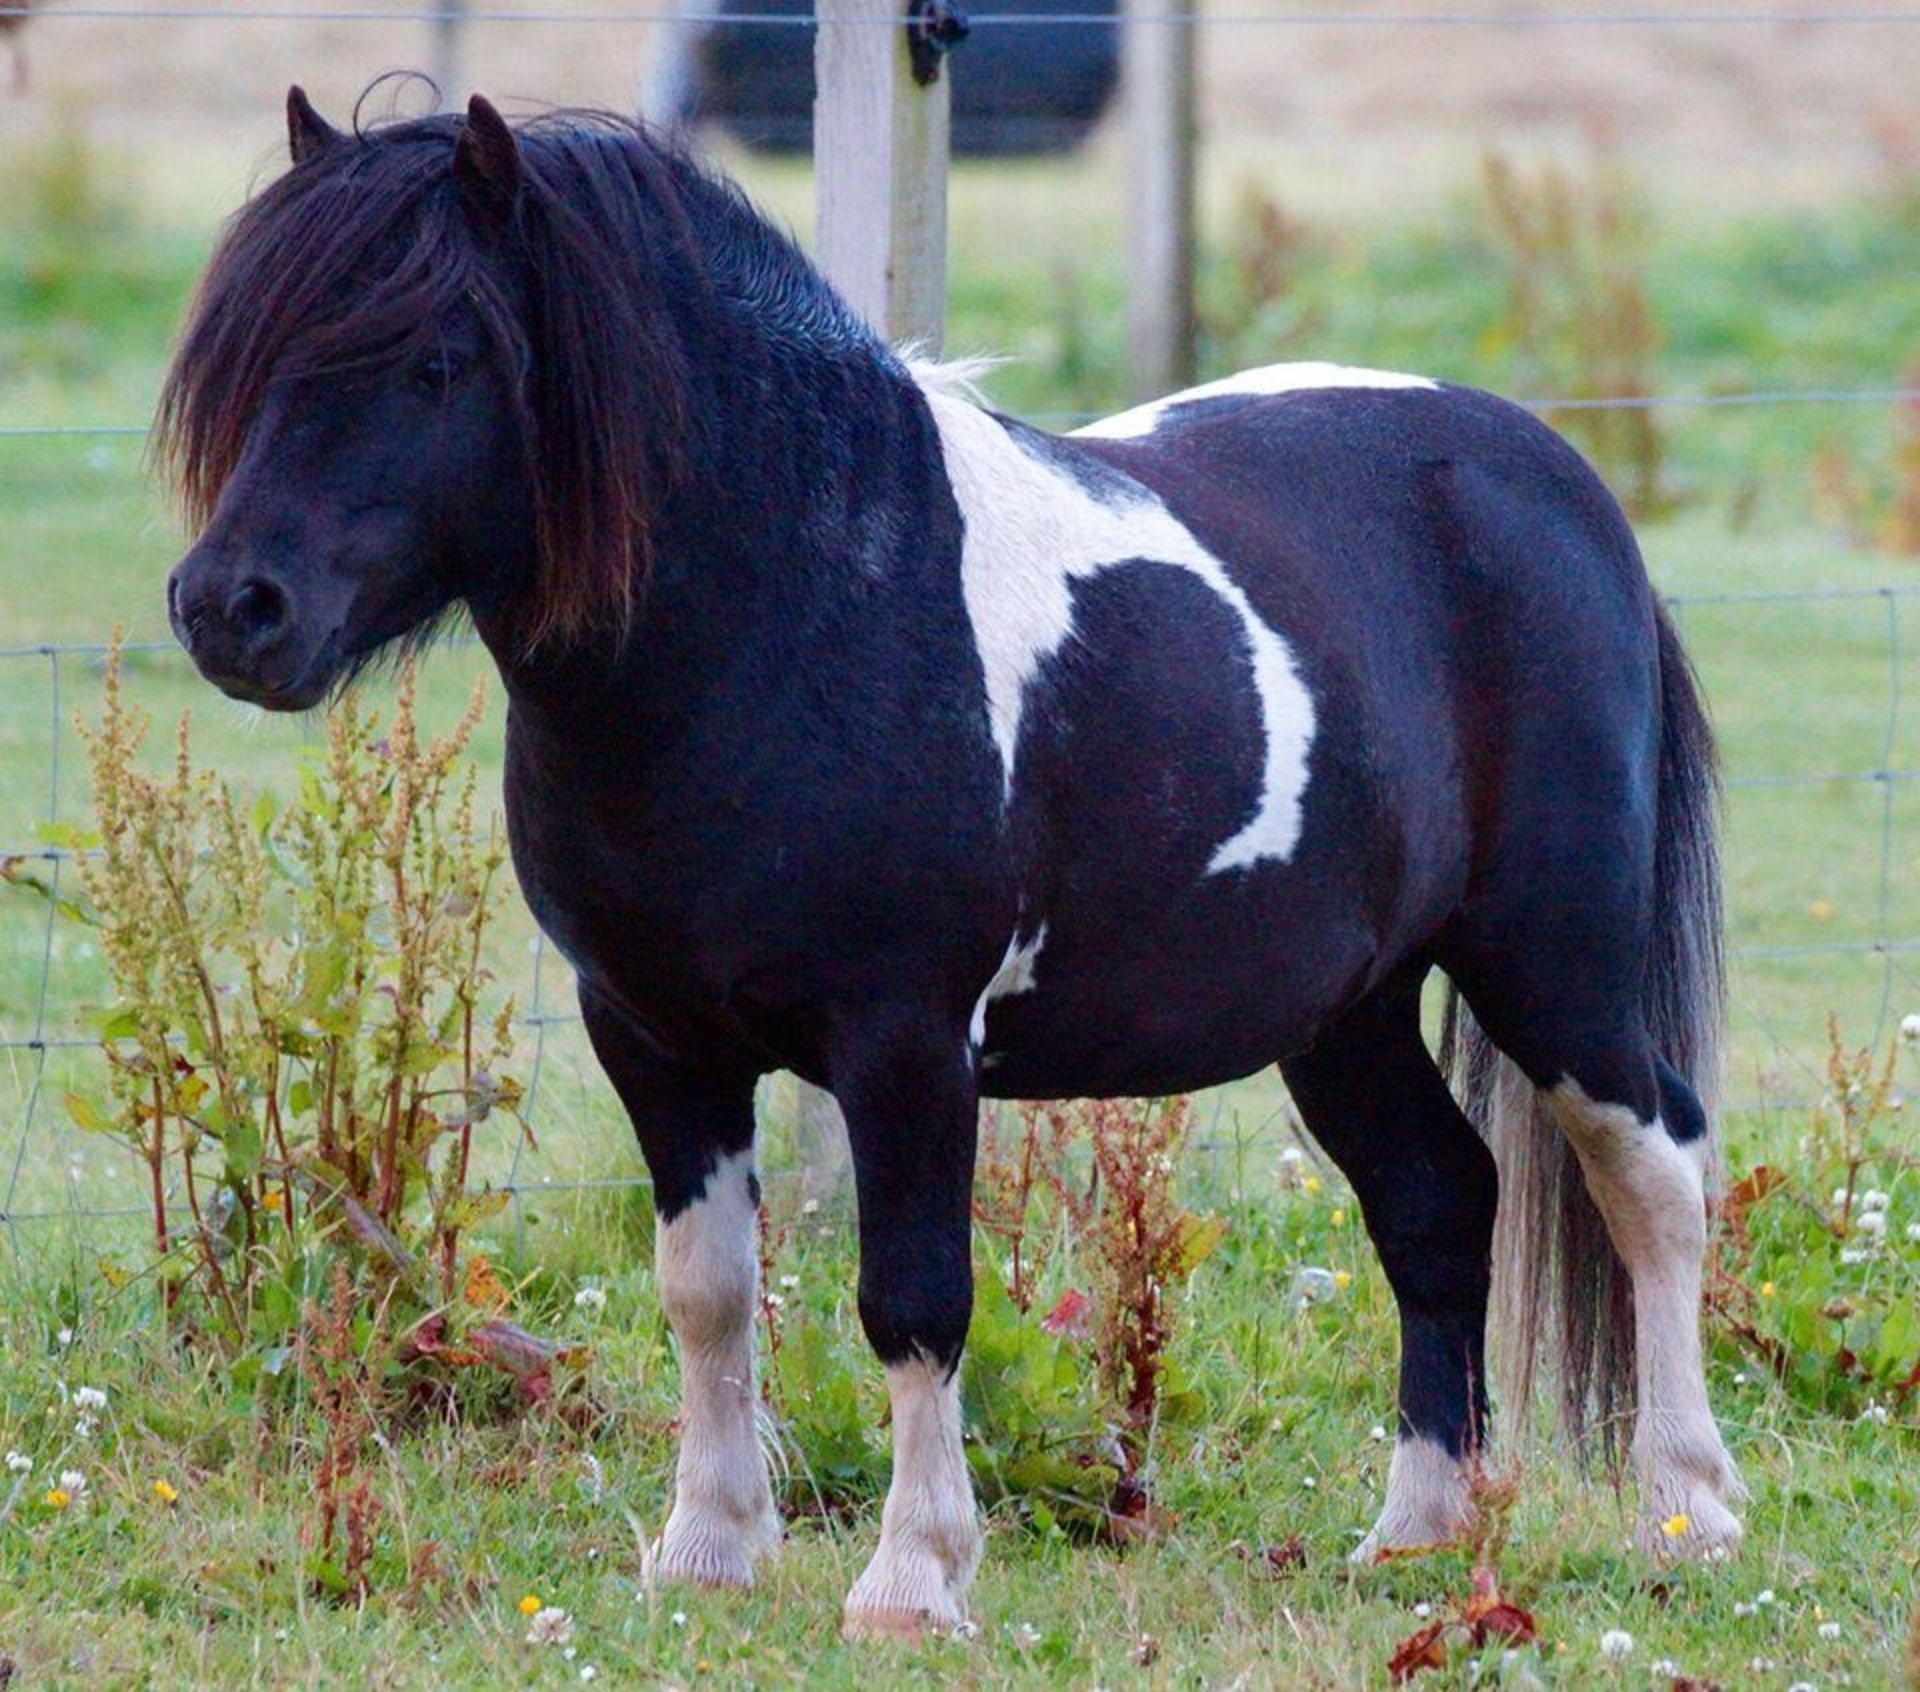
[843,1356,982,1638]
[968,923,1049,1048]
[1544,1081,1745,1559]
[919,384,1317,873]
[1071,361,1437,442]
[654,1149,783,1588]
[1352,1435,1474,1564]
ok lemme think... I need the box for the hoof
[842,1604,954,1644]
[1639,1438,1745,1561]
[1350,1439,1475,1564]
[655,1504,782,1590]
[843,1545,974,1642]
[1638,1483,1743,1561]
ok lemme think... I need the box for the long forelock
[154,107,710,654]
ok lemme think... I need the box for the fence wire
[13,4,1920,24]
[1,573,1913,1249]
[4,0,1919,1247]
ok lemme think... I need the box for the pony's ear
[453,94,523,234]
[286,85,341,165]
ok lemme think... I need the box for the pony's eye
[412,346,469,394]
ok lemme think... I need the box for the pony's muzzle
[167,555,317,709]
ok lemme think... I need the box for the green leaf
[222,1116,264,1182]
[64,1091,117,1134]
[1166,1211,1228,1278]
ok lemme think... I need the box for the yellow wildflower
[1303,1176,1322,1194]
[44,1488,70,1510]
[153,1479,179,1505]
[1331,1207,1347,1226]
[518,1594,543,1617]
[1334,1270,1352,1290]
[1661,1513,1689,1539]
[1759,1281,1775,1299]
[262,1190,284,1214]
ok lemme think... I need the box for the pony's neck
[484,190,951,726]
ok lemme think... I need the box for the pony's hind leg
[1280,970,1498,1561]
[1539,1046,1744,1557]
[581,990,782,1590]
[1467,969,1744,1560]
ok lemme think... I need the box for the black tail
[1443,603,1724,1464]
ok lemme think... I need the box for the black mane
[155,101,871,649]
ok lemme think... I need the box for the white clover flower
[572,1286,608,1315]
[1756,1588,1775,1607]
[1860,1189,1890,1212]
[59,1468,87,1499]
[778,1275,800,1291]
[525,1606,573,1647]
[1413,1602,1433,1619]
[801,1198,821,1216]
[1901,1012,1920,1043]
[764,1292,785,1309]
[1749,1658,1777,1674]
[1857,1211,1886,1237]
[1279,1147,1305,1167]
[1010,1623,1042,1649]
[1832,1188,1851,1208]
[1840,1248,1868,1266]
[1368,1424,1387,1442]
[1817,1621,1842,1641]
[1599,1629,1633,1661]
[1734,1602,1756,1618]
[5,1452,30,1475]
[1651,1661,1679,1677]
[579,1668,598,1684]
[1860,1402,1891,1425]
[670,1610,687,1627]
[55,1328,73,1349]
[73,1414,97,1440]
[1907,1222,1920,1243]
[72,1386,106,1412]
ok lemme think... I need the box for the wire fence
[3,0,1919,1250]
[13,4,1920,24]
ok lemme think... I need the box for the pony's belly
[972,908,1373,1099]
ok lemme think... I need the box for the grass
[0,128,1917,1686]
[3,1162,1915,1687]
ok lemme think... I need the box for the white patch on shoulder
[969,924,1048,1048]
[1073,362,1437,442]
[921,385,1315,874]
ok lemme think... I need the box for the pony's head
[158,87,697,708]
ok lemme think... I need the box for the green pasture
[0,131,1916,1687]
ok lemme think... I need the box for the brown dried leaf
[1387,1621,1449,1682]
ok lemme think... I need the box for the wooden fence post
[813,0,952,351]
[796,0,956,1183]
[1124,0,1196,399]
[431,0,469,105]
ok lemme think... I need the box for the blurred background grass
[3,9,1920,1258]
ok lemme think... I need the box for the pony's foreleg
[832,1014,982,1640]
[1280,973,1497,1561]
[580,990,781,1589]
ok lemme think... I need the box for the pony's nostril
[226,577,290,648]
